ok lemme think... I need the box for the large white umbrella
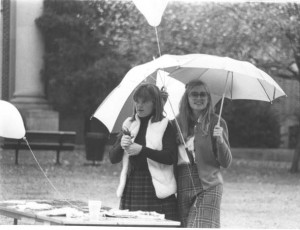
[92,70,220,133]
[92,53,286,133]
[160,53,287,124]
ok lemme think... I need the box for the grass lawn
[0,146,299,228]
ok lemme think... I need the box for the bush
[36,0,131,118]
[35,0,286,146]
[221,100,281,148]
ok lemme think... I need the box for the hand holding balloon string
[121,128,142,156]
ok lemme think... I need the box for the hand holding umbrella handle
[213,125,224,144]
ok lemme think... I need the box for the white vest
[116,115,177,199]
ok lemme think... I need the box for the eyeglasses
[188,92,208,99]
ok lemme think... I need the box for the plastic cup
[88,200,102,220]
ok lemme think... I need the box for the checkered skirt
[120,168,178,221]
[177,164,223,228]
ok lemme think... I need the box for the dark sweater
[109,116,178,169]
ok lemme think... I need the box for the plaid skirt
[176,164,223,228]
[120,168,178,221]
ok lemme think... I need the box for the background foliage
[36,0,296,147]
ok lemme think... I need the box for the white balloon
[132,0,169,27]
[0,100,26,139]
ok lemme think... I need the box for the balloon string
[155,26,162,57]
[22,137,84,212]
[154,24,197,208]
[154,27,166,87]
[154,26,197,201]
[165,98,198,205]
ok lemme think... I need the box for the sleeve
[108,132,124,164]
[216,119,232,168]
[140,122,178,165]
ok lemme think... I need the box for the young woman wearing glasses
[174,79,232,228]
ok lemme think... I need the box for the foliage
[220,100,281,148]
[36,0,131,116]
[35,0,295,147]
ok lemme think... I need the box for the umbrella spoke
[273,87,276,102]
[217,72,230,125]
[257,78,272,103]
[198,68,210,79]
[230,72,233,99]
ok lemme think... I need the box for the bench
[1,130,76,165]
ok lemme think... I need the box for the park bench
[1,130,76,165]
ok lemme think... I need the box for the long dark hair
[177,79,214,140]
[131,83,164,122]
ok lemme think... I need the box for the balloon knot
[160,86,168,104]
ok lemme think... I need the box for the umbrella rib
[257,79,272,102]
[273,86,276,101]
[167,58,195,76]
[168,66,181,76]
[198,68,210,78]
[230,72,233,99]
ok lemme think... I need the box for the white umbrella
[160,53,287,124]
[93,53,286,133]
[92,70,220,133]
[163,54,285,100]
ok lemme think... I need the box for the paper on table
[9,202,52,211]
[104,209,165,220]
[37,207,84,218]
[2,200,27,204]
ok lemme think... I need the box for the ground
[0,146,299,228]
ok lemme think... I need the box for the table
[0,200,181,227]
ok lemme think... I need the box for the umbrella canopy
[163,54,286,102]
[92,69,221,133]
[92,53,286,133]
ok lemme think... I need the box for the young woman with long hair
[109,83,178,221]
[175,79,232,228]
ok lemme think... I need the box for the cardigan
[177,113,232,190]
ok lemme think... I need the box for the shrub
[221,100,281,148]
[36,0,131,118]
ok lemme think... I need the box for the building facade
[1,0,59,132]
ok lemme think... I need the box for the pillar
[10,0,58,131]
[0,0,3,99]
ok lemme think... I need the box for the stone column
[10,0,58,131]
[0,0,3,98]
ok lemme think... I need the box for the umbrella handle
[217,93,225,126]
[217,72,230,126]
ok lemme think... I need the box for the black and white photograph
[0,0,299,228]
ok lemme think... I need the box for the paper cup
[88,200,102,220]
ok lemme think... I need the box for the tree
[221,100,281,148]
[35,0,290,151]
[283,3,300,173]
[162,1,300,171]
[35,0,132,135]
